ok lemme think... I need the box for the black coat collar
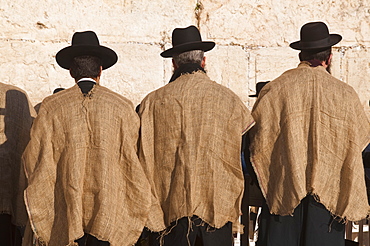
[169,63,205,83]
[77,80,96,94]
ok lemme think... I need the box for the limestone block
[0,0,197,43]
[199,0,370,47]
[329,48,343,81]
[205,45,250,105]
[0,39,167,107]
[338,47,370,119]
[98,42,168,106]
[205,45,298,109]
[244,47,297,108]
[0,40,71,106]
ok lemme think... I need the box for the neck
[305,59,323,67]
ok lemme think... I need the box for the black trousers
[75,233,110,246]
[256,195,345,246]
[147,216,233,246]
[0,214,22,246]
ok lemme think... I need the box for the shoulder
[143,72,244,102]
[96,85,135,109]
[40,86,74,110]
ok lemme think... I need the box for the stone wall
[1,0,369,116]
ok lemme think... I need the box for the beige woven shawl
[23,84,150,246]
[250,62,370,221]
[139,72,254,233]
[0,82,35,225]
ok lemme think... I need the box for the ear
[201,56,206,68]
[99,66,103,76]
[326,53,333,66]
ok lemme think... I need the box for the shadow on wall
[0,89,34,243]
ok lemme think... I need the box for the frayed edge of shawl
[168,215,242,233]
[308,192,369,224]
[160,219,180,246]
[267,192,368,225]
[248,152,368,223]
[310,193,348,225]
[156,215,243,246]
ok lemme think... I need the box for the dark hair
[69,56,102,80]
[299,47,332,62]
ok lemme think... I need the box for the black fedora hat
[56,31,118,70]
[160,25,215,58]
[249,81,270,97]
[290,22,342,50]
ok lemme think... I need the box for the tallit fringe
[310,192,347,225]
[158,219,179,246]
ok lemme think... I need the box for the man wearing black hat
[249,22,370,246]
[138,25,254,246]
[22,31,151,246]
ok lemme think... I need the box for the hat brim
[56,45,118,70]
[160,41,215,58]
[290,34,342,50]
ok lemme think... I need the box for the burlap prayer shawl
[23,84,151,246]
[0,82,36,225]
[139,71,254,233]
[250,62,370,221]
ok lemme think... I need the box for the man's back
[250,62,370,221]
[139,71,254,230]
[23,84,150,245]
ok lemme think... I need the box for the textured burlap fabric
[139,71,254,233]
[0,82,36,225]
[250,62,370,221]
[22,84,151,246]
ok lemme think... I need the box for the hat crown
[300,22,330,42]
[160,25,215,57]
[172,26,202,47]
[289,21,342,50]
[71,31,100,46]
[56,30,117,70]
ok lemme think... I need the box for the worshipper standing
[21,31,151,246]
[0,82,36,246]
[138,25,254,246]
[240,81,270,245]
[249,21,370,246]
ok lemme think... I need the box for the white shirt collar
[77,78,96,83]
